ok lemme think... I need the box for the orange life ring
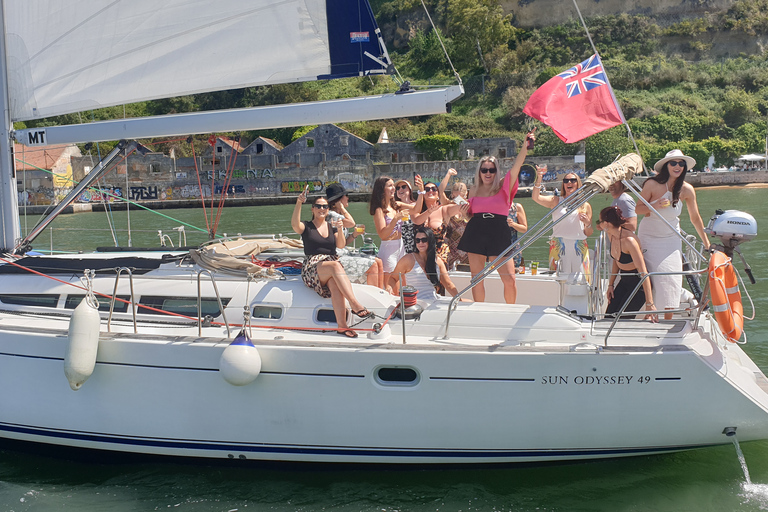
[708,250,743,343]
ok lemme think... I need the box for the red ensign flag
[523,54,624,143]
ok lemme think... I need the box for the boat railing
[596,267,709,346]
[444,174,613,337]
[196,269,230,337]
[107,267,138,333]
[589,230,610,316]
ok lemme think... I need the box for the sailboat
[1,1,768,465]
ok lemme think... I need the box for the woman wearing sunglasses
[416,179,465,264]
[394,179,417,207]
[437,168,471,269]
[387,226,461,302]
[369,176,425,287]
[456,130,535,303]
[635,149,710,320]
[532,167,593,284]
[292,191,371,338]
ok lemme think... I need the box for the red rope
[190,141,211,235]
[211,137,242,235]
[0,256,193,319]
[0,256,396,335]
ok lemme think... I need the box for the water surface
[9,186,768,511]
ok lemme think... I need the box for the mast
[0,0,20,253]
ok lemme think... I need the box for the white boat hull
[1,284,767,464]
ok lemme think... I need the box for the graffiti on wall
[129,186,159,201]
[281,180,323,193]
[77,187,123,203]
[206,169,275,180]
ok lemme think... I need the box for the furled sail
[5,0,391,122]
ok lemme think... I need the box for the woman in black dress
[599,206,657,322]
[291,190,371,338]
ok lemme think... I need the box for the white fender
[64,298,101,390]
[220,330,262,386]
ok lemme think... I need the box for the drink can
[531,261,538,275]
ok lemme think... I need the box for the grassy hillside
[17,0,768,171]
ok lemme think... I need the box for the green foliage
[735,121,768,153]
[401,28,454,77]
[584,127,635,172]
[534,128,579,157]
[445,0,515,71]
[702,136,747,167]
[723,0,768,35]
[414,134,462,160]
[291,125,318,142]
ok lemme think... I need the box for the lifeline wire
[570,0,648,174]
[419,0,463,87]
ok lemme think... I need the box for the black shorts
[457,214,512,257]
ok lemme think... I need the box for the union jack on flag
[523,53,623,143]
[557,55,608,98]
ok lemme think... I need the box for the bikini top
[618,251,633,264]
[383,210,402,235]
[613,229,636,267]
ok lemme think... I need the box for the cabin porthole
[375,366,420,387]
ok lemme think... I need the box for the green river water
[4,186,768,511]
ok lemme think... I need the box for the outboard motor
[705,209,757,284]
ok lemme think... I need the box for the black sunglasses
[396,184,410,191]
[562,178,578,184]
[480,167,497,174]
[424,186,438,192]
[312,204,329,210]
[667,160,686,167]
[415,237,429,243]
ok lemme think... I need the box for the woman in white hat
[635,149,710,320]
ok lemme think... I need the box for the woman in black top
[598,206,657,322]
[291,191,371,338]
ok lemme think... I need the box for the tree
[584,126,634,172]
[414,134,462,160]
[445,0,514,72]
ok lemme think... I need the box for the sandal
[338,329,358,338]
[351,308,373,319]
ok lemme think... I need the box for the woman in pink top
[457,130,534,303]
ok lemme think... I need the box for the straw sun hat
[654,149,696,173]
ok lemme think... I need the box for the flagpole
[571,0,650,175]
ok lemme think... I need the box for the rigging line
[0,256,202,321]
[125,147,132,247]
[90,151,118,245]
[571,0,648,175]
[209,138,217,233]
[190,141,211,235]
[212,138,242,234]
[21,144,27,236]
[0,255,383,333]
[96,177,119,247]
[419,0,462,86]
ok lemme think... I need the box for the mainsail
[0,0,464,251]
[5,0,392,121]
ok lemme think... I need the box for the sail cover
[4,0,390,122]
